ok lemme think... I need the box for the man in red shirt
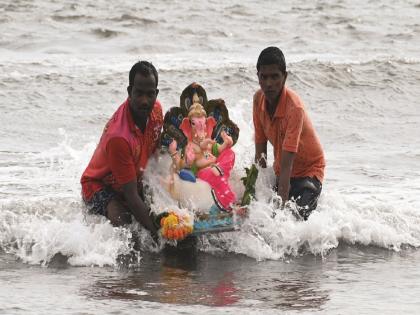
[81,61,163,236]
[253,47,325,220]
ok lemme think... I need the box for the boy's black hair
[256,47,286,73]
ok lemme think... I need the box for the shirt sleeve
[253,92,268,144]
[283,107,304,153]
[105,137,137,185]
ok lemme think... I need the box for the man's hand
[122,180,157,234]
[276,174,290,208]
[277,150,295,207]
[255,142,267,168]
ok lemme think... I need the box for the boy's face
[258,64,287,103]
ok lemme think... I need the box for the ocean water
[1,0,420,314]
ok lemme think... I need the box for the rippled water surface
[1,0,420,314]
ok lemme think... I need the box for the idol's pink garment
[197,148,236,211]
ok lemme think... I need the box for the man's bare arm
[277,150,295,207]
[122,180,157,234]
[255,142,268,168]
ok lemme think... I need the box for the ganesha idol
[163,101,237,212]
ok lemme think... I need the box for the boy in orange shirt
[253,47,325,220]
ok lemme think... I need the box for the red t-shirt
[106,137,137,185]
[81,99,163,201]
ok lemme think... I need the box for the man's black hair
[129,61,158,87]
[256,47,286,73]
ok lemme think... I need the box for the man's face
[128,73,158,120]
[258,64,287,103]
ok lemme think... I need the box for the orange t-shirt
[253,87,325,182]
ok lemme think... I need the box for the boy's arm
[278,107,304,205]
[253,91,268,168]
[277,150,295,206]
